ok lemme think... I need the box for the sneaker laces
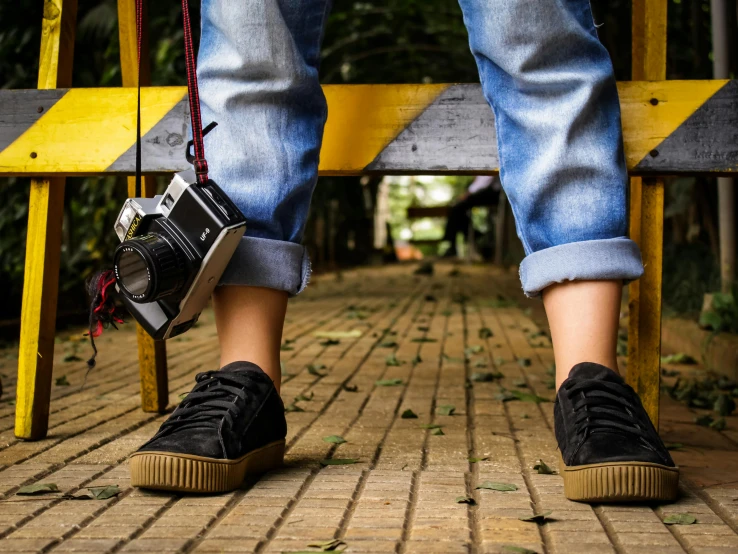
[159,370,264,435]
[564,379,650,441]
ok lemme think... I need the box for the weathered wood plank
[627,0,668,428]
[15,0,78,440]
[0,81,734,177]
[117,0,169,414]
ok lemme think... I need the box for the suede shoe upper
[554,362,675,467]
[137,361,286,460]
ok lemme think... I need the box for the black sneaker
[555,362,679,502]
[130,361,286,493]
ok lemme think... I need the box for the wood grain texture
[628,0,668,428]
[15,0,78,440]
[118,0,169,413]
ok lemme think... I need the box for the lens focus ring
[114,233,186,302]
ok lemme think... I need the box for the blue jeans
[198,0,644,297]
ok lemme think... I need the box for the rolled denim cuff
[217,236,311,296]
[519,237,644,298]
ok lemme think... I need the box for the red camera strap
[135,0,209,193]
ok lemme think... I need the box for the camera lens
[114,233,186,302]
[116,249,150,296]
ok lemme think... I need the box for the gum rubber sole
[129,440,285,493]
[560,456,679,502]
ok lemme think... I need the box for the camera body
[112,170,246,340]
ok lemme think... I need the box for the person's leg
[457,0,677,502]
[543,280,621,388]
[200,0,331,388]
[214,287,287,390]
[130,0,331,493]
[442,202,471,255]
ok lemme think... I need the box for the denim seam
[519,236,644,297]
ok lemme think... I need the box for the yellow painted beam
[118,0,169,413]
[319,84,449,173]
[15,0,78,440]
[0,80,731,177]
[628,0,668,428]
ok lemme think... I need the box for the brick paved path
[0,264,736,554]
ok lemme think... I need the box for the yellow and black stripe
[0,81,735,177]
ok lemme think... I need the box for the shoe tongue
[219,361,267,377]
[567,362,623,383]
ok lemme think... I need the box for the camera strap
[134,0,211,194]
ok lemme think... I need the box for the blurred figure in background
[442,175,501,258]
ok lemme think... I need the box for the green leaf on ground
[55,375,70,386]
[280,343,294,351]
[495,357,506,366]
[441,309,453,316]
[513,379,528,388]
[456,495,476,505]
[436,404,456,416]
[306,538,347,551]
[509,390,550,404]
[347,310,368,320]
[665,443,684,451]
[517,358,532,367]
[412,337,438,343]
[319,459,357,467]
[430,428,445,436]
[468,457,489,463]
[380,341,398,348]
[322,435,346,445]
[314,330,362,339]
[401,409,418,419]
[495,390,517,402]
[62,354,82,363]
[502,546,538,554]
[464,345,483,358]
[476,482,518,492]
[710,417,727,431]
[295,392,314,402]
[661,353,697,365]
[420,424,442,430]
[520,414,529,419]
[533,460,556,475]
[663,513,697,525]
[17,483,59,496]
[71,485,121,500]
[307,364,326,377]
[417,326,430,332]
[473,360,488,369]
[412,355,422,365]
[478,327,494,339]
[343,384,358,392]
[471,372,503,382]
[695,414,714,427]
[519,510,553,523]
[385,354,404,367]
[319,339,341,346]
[284,403,304,413]
[714,394,736,416]
[376,378,403,386]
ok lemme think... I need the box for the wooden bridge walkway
[0,264,736,554]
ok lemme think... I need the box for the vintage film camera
[112,169,246,340]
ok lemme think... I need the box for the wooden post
[628,0,667,427]
[118,0,168,412]
[15,0,78,440]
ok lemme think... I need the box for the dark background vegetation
[0,0,736,326]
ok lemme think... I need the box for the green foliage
[699,285,738,334]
